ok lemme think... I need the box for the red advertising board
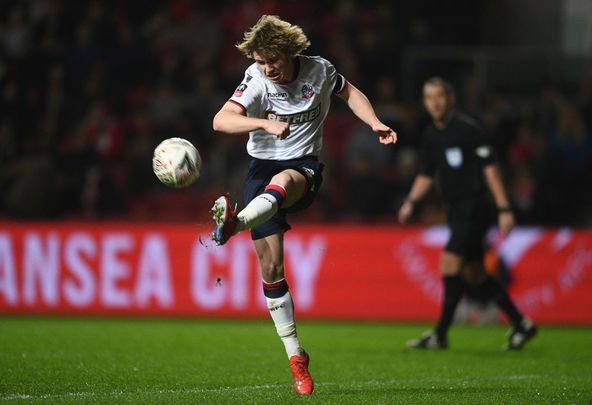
[0,222,591,324]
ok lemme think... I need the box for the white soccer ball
[152,137,201,188]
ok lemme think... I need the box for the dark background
[1,0,590,226]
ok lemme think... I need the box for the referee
[399,77,537,350]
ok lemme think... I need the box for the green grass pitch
[0,318,591,404]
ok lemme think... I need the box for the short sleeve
[229,70,263,113]
[473,131,497,166]
[325,59,347,94]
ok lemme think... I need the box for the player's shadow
[434,347,543,357]
[398,346,543,357]
[323,385,513,397]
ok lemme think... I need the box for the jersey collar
[276,56,301,86]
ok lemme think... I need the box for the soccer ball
[152,137,201,188]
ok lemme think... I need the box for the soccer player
[399,77,537,350]
[209,15,397,395]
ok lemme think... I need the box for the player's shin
[470,275,524,327]
[434,275,464,340]
[263,278,302,358]
[237,185,286,231]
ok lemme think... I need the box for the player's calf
[263,278,314,395]
[210,185,287,246]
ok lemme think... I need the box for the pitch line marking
[0,375,541,401]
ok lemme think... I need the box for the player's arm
[398,175,433,224]
[483,163,515,237]
[213,102,290,139]
[336,83,397,144]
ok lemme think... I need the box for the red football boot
[289,351,314,395]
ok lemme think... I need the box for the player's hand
[398,200,414,224]
[264,120,290,140]
[498,211,515,238]
[372,122,397,144]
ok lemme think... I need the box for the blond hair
[236,15,311,59]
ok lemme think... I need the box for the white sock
[266,289,301,358]
[236,192,280,232]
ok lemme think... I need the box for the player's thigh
[253,232,285,283]
[269,169,307,208]
[461,260,488,285]
[439,251,464,276]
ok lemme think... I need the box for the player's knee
[270,170,306,206]
[461,263,487,285]
[270,172,293,190]
[440,267,459,277]
[439,253,462,276]
[260,261,285,282]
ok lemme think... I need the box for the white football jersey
[228,55,346,160]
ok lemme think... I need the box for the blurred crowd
[1,0,591,226]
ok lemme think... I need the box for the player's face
[423,84,453,122]
[253,51,294,84]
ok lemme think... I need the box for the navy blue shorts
[445,197,490,260]
[244,156,324,240]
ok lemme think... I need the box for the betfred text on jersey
[265,104,321,125]
[267,92,288,100]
